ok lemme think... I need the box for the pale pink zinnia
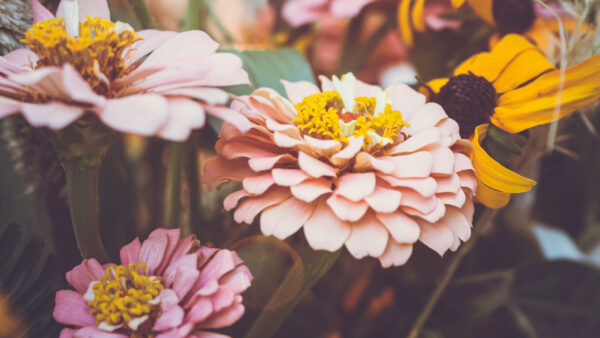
[203,73,476,267]
[53,228,253,337]
[0,0,251,141]
[283,0,375,27]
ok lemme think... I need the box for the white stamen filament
[63,0,80,37]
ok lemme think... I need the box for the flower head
[283,0,375,27]
[53,228,253,337]
[0,0,251,141]
[203,73,476,267]
[423,34,600,208]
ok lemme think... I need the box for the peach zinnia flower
[53,228,253,337]
[0,0,251,141]
[204,74,476,267]
[283,0,375,27]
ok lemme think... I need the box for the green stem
[128,0,156,29]
[63,162,109,262]
[406,208,497,338]
[163,142,183,227]
[246,249,341,338]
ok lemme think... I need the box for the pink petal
[388,152,434,178]
[290,178,333,203]
[248,154,296,172]
[442,207,472,242]
[126,30,178,66]
[391,128,441,154]
[223,190,248,211]
[173,268,200,300]
[185,298,213,324]
[21,102,84,129]
[418,220,455,256]
[399,189,438,214]
[375,211,421,243]
[260,197,316,239]
[454,153,474,172]
[140,31,218,69]
[59,328,75,338]
[335,172,376,202]
[53,290,95,326]
[158,98,205,141]
[331,136,364,167]
[303,200,352,251]
[210,286,236,312]
[159,289,180,311]
[72,327,127,338]
[120,237,141,266]
[388,83,426,121]
[281,80,320,105]
[243,173,275,195]
[326,193,369,222]
[65,259,104,294]
[273,131,303,147]
[283,0,328,26]
[403,199,446,223]
[404,103,447,134]
[33,0,54,22]
[0,98,21,119]
[354,152,394,173]
[153,305,184,331]
[378,241,413,268]
[435,174,461,194]
[163,87,229,105]
[272,168,310,186]
[220,266,253,294]
[138,235,168,274]
[100,95,168,136]
[62,64,106,107]
[378,176,437,197]
[303,135,342,157]
[233,187,291,224]
[330,0,373,17]
[3,48,38,68]
[364,186,402,213]
[200,303,245,329]
[430,148,455,176]
[298,151,337,178]
[204,105,252,133]
[221,139,278,160]
[438,189,466,208]
[195,250,238,289]
[344,212,389,259]
[458,172,477,193]
[57,0,111,21]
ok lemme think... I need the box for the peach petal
[281,80,321,105]
[290,178,333,202]
[101,95,169,136]
[443,207,472,242]
[22,103,84,129]
[303,136,342,157]
[298,151,337,178]
[326,194,369,222]
[403,199,446,223]
[375,211,421,243]
[303,201,352,251]
[354,152,394,174]
[462,196,475,223]
[335,172,376,202]
[418,220,455,256]
[243,173,275,195]
[390,128,441,154]
[233,187,290,224]
[458,172,477,192]
[378,176,437,197]
[399,189,438,214]
[221,140,278,160]
[405,103,447,134]
[389,152,434,178]
[204,105,252,133]
[438,189,467,208]
[331,136,364,167]
[454,153,474,172]
[431,148,455,176]
[272,169,311,186]
[378,241,413,268]
[248,154,296,172]
[273,131,303,147]
[435,174,461,194]
[364,186,402,213]
[260,197,316,239]
[344,213,389,259]
[388,83,426,121]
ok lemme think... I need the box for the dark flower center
[433,73,497,138]
[492,0,536,35]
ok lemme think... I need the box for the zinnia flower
[423,34,600,208]
[0,0,251,141]
[283,0,375,27]
[203,73,476,267]
[53,228,253,337]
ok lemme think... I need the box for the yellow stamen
[87,263,163,331]
[23,17,142,96]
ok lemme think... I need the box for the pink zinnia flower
[203,73,476,267]
[283,0,375,26]
[53,228,253,337]
[0,0,251,141]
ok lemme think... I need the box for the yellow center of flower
[87,263,163,334]
[292,91,407,146]
[23,17,142,96]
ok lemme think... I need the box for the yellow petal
[423,78,449,96]
[475,177,511,209]
[398,0,414,46]
[493,54,600,133]
[472,124,537,193]
[466,0,494,25]
[451,0,466,8]
[411,0,426,32]
[492,47,555,94]
[453,52,485,76]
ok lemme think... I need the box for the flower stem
[163,142,183,227]
[406,208,497,338]
[128,0,156,29]
[63,161,109,262]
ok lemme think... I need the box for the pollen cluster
[23,17,142,96]
[293,91,407,147]
[87,263,163,333]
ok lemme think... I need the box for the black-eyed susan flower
[422,34,600,208]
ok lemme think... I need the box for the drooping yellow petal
[398,0,414,46]
[466,0,494,25]
[472,124,537,193]
[423,78,449,96]
[492,47,555,94]
[451,0,466,8]
[475,177,511,209]
[411,0,426,32]
[493,54,600,133]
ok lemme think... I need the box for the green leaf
[486,124,522,155]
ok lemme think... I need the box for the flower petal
[53,290,95,327]
[158,98,205,141]
[364,186,402,213]
[290,178,333,203]
[22,102,84,129]
[303,200,352,251]
[344,212,389,259]
[101,95,169,136]
[281,80,320,105]
[475,177,511,209]
[33,0,54,22]
[120,237,141,266]
[260,197,316,239]
[57,0,111,21]
[298,151,337,178]
[378,241,413,268]
[375,211,421,243]
[326,194,369,222]
[335,172,376,202]
[153,305,184,331]
[418,220,455,256]
[233,187,290,224]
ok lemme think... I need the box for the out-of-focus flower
[423,34,600,208]
[397,0,463,45]
[0,0,251,142]
[53,228,253,337]
[203,73,476,267]
[283,0,375,27]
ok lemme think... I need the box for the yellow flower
[423,34,600,208]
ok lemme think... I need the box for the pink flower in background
[0,0,251,141]
[203,73,476,267]
[283,0,374,26]
[53,228,252,337]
